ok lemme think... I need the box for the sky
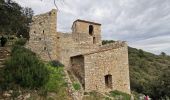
[13,0,170,55]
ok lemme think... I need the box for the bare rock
[24,93,30,100]
[3,91,11,98]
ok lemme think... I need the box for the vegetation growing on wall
[72,82,81,91]
[102,40,115,45]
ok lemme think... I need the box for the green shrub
[44,64,67,92]
[48,60,64,67]
[109,90,131,100]
[72,83,81,90]
[105,97,111,100]
[102,40,115,45]
[15,38,27,46]
[14,38,27,46]
[41,64,69,99]
[3,45,49,89]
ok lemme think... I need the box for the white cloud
[13,0,170,55]
[129,35,170,55]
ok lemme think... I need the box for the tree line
[0,0,33,39]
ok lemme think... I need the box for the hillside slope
[129,47,170,99]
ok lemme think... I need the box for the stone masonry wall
[26,9,59,61]
[72,20,101,46]
[70,55,85,88]
[57,32,99,69]
[83,43,131,94]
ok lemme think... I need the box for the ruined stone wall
[26,9,59,61]
[83,44,131,94]
[70,55,85,88]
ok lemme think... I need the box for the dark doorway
[89,25,93,35]
[105,74,112,88]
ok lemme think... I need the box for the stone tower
[27,9,59,61]
[72,19,102,46]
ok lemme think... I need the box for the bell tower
[72,19,102,46]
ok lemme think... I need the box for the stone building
[26,9,131,94]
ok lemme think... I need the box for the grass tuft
[72,82,81,91]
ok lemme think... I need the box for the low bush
[14,38,27,46]
[48,60,64,67]
[109,90,131,100]
[43,64,67,92]
[3,45,49,89]
[82,91,106,100]
[72,83,81,90]
[40,64,69,99]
